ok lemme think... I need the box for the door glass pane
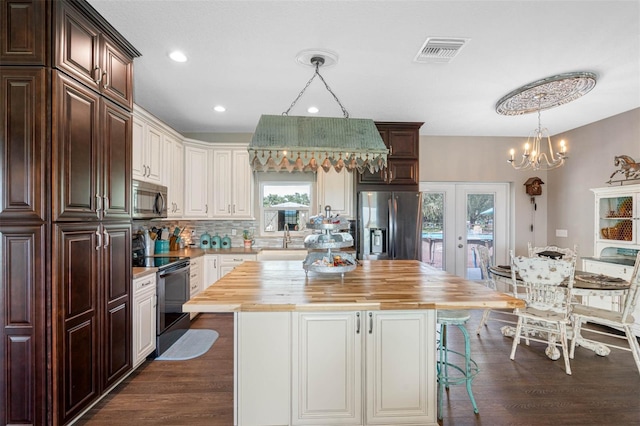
[421,192,445,270]
[466,193,494,279]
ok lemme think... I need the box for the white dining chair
[527,243,577,259]
[474,244,504,334]
[570,251,640,375]
[510,253,577,375]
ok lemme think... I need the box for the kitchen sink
[256,249,308,261]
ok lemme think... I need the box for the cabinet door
[145,124,163,183]
[101,37,133,109]
[133,275,156,368]
[387,129,418,158]
[183,145,210,218]
[232,149,253,218]
[211,149,233,218]
[317,168,354,218]
[101,223,131,390]
[388,159,419,186]
[189,258,203,298]
[0,0,47,65]
[53,223,101,424]
[55,0,101,93]
[101,100,131,220]
[204,255,219,289]
[365,310,436,425]
[165,136,184,217]
[0,67,47,221]
[292,311,362,425]
[0,224,47,426]
[52,71,101,221]
[131,117,145,180]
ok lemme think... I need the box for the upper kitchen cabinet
[0,0,48,65]
[357,122,423,188]
[132,107,164,184]
[164,134,184,218]
[317,167,355,219]
[183,140,211,218]
[52,71,132,222]
[54,0,135,109]
[211,146,254,219]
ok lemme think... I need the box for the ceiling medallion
[495,72,597,115]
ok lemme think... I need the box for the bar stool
[436,309,479,419]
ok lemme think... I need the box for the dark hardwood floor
[77,311,640,425]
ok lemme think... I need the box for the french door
[419,182,510,279]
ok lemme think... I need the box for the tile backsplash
[132,219,310,249]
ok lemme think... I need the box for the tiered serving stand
[303,220,357,277]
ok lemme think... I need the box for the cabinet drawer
[133,275,156,292]
[219,254,256,265]
[582,260,633,280]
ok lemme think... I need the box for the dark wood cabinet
[53,222,131,424]
[0,0,49,65]
[52,71,132,222]
[357,122,423,187]
[1,1,139,423]
[0,224,47,426]
[0,67,48,221]
[54,0,134,109]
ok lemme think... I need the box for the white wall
[419,135,548,256]
[547,108,640,259]
[419,108,640,260]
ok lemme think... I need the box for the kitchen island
[183,260,523,426]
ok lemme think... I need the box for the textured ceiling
[87,0,640,137]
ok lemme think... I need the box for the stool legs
[437,322,479,419]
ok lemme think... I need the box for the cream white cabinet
[189,257,204,320]
[132,108,163,183]
[317,168,354,218]
[132,273,157,368]
[290,310,436,426]
[183,142,211,218]
[219,254,256,279]
[211,147,253,219]
[292,312,363,425]
[204,254,219,288]
[164,135,184,218]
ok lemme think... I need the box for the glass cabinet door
[597,195,634,242]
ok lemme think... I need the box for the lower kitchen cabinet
[236,310,437,426]
[204,254,219,288]
[0,224,47,426]
[52,222,132,424]
[189,256,204,320]
[133,273,156,368]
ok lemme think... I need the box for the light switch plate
[556,229,568,237]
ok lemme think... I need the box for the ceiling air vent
[414,37,469,63]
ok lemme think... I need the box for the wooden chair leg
[510,317,524,360]
[475,309,491,335]
[559,323,571,375]
[624,325,640,376]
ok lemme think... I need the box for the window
[258,174,314,236]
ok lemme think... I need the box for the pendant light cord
[283,57,350,118]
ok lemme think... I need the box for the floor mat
[155,329,219,361]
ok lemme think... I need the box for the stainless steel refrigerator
[357,191,423,260]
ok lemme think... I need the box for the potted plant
[242,230,254,248]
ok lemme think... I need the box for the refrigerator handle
[388,197,395,259]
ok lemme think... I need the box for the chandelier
[496,72,597,171]
[249,51,388,174]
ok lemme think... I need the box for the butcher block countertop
[183,260,524,313]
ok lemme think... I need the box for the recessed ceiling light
[169,51,187,62]
[307,106,319,114]
[214,105,226,112]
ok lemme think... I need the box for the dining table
[488,264,630,358]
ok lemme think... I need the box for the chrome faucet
[283,224,291,248]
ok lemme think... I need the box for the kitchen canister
[155,239,169,254]
[211,233,221,249]
[221,234,231,249]
[200,231,211,249]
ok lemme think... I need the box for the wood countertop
[183,260,525,313]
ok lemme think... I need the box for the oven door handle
[159,264,190,278]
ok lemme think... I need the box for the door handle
[356,312,361,334]
[95,194,102,218]
[103,230,110,248]
[458,244,463,248]
[96,229,102,251]
[368,312,373,334]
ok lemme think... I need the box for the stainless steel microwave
[132,180,167,219]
